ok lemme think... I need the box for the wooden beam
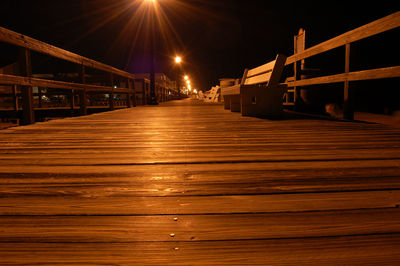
[12,85,18,111]
[343,43,354,120]
[0,27,135,80]
[79,65,87,116]
[286,11,400,65]
[0,74,131,94]
[0,209,399,242]
[109,73,114,111]
[18,48,34,125]
[283,66,400,87]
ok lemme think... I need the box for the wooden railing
[283,11,400,119]
[0,26,137,125]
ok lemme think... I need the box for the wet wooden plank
[0,190,399,215]
[1,234,400,265]
[0,100,400,264]
[0,209,399,242]
[0,162,399,197]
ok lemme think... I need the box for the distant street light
[175,56,182,64]
[144,0,158,105]
[174,56,183,97]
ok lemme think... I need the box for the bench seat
[221,54,287,117]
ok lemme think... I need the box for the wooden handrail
[0,26,142,124]
[0,26,135,79]
[282,11,400,120]
[286,11,400,65]
[284,66,400,87]
[0,74,131,93]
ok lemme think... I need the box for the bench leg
[241,85,284,117]
[230,95,241,112]
[223,96,231,110]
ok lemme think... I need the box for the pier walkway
[0,99,400,265]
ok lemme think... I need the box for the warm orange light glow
[69,0,223,70]
[188,85,192,91]
[184,75,189,80]
[186,80,190,85]
[175,56,182,64]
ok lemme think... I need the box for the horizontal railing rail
[0,74,132,94]
[0,27,135,80]
[282,11,400,119]
[285,12,400,65]
[0,26,144,124]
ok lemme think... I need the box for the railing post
[132,79,137,107]
[70,89,75,115]
[13,85,19,111]
[19,47,34,125]
[109,73,115,110]
[126,78,132,108]
[343,43,354,120]
[79,65,87,116]
[38,87,42,108]
[127,78,136,107]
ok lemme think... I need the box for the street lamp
[145,0,158,105]
[174,55,182,97]
[175,56,182,64]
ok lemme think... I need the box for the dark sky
[0,0,398,90]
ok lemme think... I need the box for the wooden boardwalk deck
[0,99,400,265]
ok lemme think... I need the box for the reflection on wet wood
[1,99,400,264]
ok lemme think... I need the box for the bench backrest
[241,54,287,88]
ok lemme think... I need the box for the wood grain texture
[285,11,400,65]
[1,209,399,242]
[0,99,400,263]
[1,235,399,265]
[0,26,135,79]
[0,73,132,93]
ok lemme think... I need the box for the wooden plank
[0,209,399,242]
[0,173,398,197]
[0,190,398,215]
[0,99,400,264]
[283,66,400,87]
[0,73,131,93]
[244,71,272,85]
[220,84,240,96]
[18,48,34,125]
[246,60,275,78]
[285,11,400,65]
[343,43,354,120]
[109,73,115,111]
[0,26,135,79]
[79,65,88,115]
[1,234,399,265]
[1,148,399,166]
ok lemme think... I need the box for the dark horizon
[0,0,398,90]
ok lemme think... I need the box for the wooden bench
[221,54,287,117]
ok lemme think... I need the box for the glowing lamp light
[184,75,189,80]
[175,56,182,64]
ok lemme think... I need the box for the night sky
[0,0,398,90]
